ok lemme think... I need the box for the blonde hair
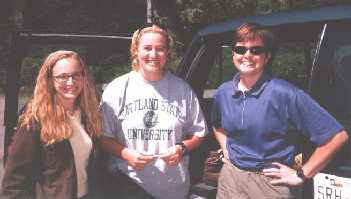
[130,24,174,71]
[19,50,102,144]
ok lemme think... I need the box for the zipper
[242,91,247,126]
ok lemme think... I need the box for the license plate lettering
[314,173,351,199]
[316,185,342,199]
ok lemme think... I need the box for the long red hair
[19,50,102,144]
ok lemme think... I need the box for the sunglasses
[232,46,267,55]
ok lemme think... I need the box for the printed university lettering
[122,98,183,119]
[127,128,173,140]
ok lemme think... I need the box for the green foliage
[87,56,131,85]
[8,0,349,95]
[20,44,131,95]
[168,55,183,73]
[175,0,257,26]
[173,0,349,32]
[20,45,84,94]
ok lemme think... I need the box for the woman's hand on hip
[262,162,304,186]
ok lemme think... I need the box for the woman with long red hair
[1,50,102,199]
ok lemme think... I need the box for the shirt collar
[232,71,272,97]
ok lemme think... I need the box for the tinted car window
[310,22,351,176]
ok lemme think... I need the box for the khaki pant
[216,162,302,199]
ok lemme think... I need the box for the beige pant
[216,162,302,199]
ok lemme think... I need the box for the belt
[232,163,263,173]
[233,162,285,173]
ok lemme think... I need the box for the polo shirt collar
[232,71,272,97]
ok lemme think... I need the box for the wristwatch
[296,168,307,182]
[175,142,189,156]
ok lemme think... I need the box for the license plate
[314,173,351,199]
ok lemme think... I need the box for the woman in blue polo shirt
[211,22,349,199]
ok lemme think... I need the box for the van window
[329,44,351,122]
[309,26,351,172]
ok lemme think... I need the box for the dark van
[176,4,351,199]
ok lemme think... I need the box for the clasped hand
[160,145,184,166]
[124,145,184,171]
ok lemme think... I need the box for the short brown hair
[234,22,278,64]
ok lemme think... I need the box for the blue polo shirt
[211,72,344,170]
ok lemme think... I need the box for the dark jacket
[1,122,102,199]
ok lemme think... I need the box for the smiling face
[52,58,84,108]
[137,32,168,81]
[233,39,271,78]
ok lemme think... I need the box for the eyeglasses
[232,46,267,55]
[53,71,83,84]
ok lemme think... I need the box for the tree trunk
[152,0,195,53]
[146,0,153,23]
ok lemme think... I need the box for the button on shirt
[211,71,344,170]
